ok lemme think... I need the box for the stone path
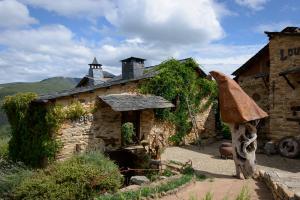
[161,140,300,199]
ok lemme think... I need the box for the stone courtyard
[162,140,300,199]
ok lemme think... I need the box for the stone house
[232,27,300,142]
[34,57,216,160]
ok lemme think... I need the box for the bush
[121,122,135,145]
[14,152,123,200]
[0,125,10,159]
[0,160,33,198]
[221,122,231,139]
[65,101,86,120]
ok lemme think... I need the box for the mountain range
[0,77,81,126]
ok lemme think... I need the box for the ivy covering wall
[140,58,217,144]
[2,93,87,167]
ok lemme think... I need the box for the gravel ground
[161,140,300,177]
[161,140,300,200]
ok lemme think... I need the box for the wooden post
[228,122,257,179]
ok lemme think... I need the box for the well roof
[99,93,174,111]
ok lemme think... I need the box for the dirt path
[161,141,300,200]
[161,178,272,200]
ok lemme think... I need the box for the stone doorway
[121,111,141,144]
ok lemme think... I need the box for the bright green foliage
[140,58,217,144]
[121,122,135,145]
[14,151,123,200]
[2,93,63,167]
[65,101,86,120]
[98,174,195,200]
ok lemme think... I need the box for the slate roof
[99,93,174,111]
[232,44,269,76]
[75,71,116,88]
[265,26,300,37]
[35,69,157,102]
[90,57,100,65]
[35,58,206,102]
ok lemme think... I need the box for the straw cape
[210,71,268,123]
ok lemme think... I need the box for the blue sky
[0,0,299,83]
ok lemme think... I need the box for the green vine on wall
[2,93,89,167]
[139,58,217,144]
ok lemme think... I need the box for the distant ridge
[0,77,81,125]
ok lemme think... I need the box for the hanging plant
[139,58,217,145]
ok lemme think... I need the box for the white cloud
[0,0,37,28]
[0,25,94,83]
[106,0,226,44]
[0,0,261,83]
[23,0,227,45]
[235,0,269,11]
[21,0,114,19]
[255,21,296,33]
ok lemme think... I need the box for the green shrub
[1,93,65,167]
[0,160,33,198]
[65,101,86,120]
[0,137,9,159]
[121,122,135,145]
[140,59,218,144]
[221,122,231,139]
[14,151,123,200]
[0,125,10,159]
[162,169,174,177]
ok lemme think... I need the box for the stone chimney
[121,57,146,80]
[88,57,104,85]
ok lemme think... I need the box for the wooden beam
[282,75,295,90]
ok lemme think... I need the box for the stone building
[232,27,300,142]
[34,57,216,160]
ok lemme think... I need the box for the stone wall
[54,80,216,159]
[258,170,300,200]
[268,35,300,141]
[237,76,270,139]
[56,102,122,160]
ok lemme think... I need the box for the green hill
[0,77,81,126]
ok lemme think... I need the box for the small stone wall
[258,170,300,200]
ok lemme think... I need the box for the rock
[130,176,150,185]
[119,184,140,192]
[159,176,167,180]
[264,141,277,155]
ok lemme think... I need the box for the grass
[187,186,251,200]
[235,186,251,200]
[202,191,213,200]
[97,173,204,200]
[169,160,184,166]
